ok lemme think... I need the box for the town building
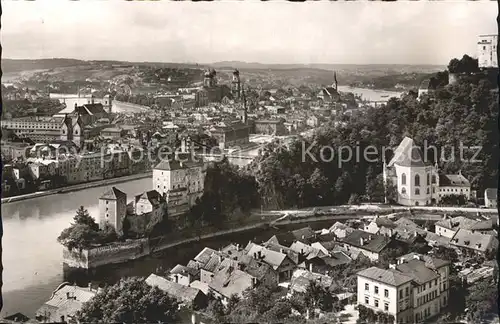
[244,242,296,282]
[195,69,231,107]
[383,137,469,206]
[477,34,498,69]
[357,253,450,323]
[254,119,287,136]
[1,115,74,144]
[152,141,207,217]
[317,72,340,103]
[450,228,498,258]
[340,230,392,262]
[35,283,97,323]
[98,187,128,234]
[145,274,207,309]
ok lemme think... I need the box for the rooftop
[100,187,127,200]
[388,137,430,168]
[145,274,202,304]
[357,266,413,287]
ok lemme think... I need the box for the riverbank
[1,171,152,205]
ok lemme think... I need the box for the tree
[73,206,99,231]
[57,224,100,250]
[73,277,179,324]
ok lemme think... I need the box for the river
[1,175,338,318]
[337,86,403,102]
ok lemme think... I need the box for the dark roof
[439,174,470,187]
[3,312,31,323]
[82,103,107,115]
[135,190,165,207]
[320,252,351,268]
[396,259,439,285]
[100,187,126,200]
[292,227,316,242]
[154,154,204,171]
[341,230,391,253]
[322,87,340,98]
[266,232,296,246]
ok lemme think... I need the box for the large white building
[477,34,498,69]
[357,253,450,323]
[383,137,471,206]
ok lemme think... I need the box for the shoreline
[1,171,152,205]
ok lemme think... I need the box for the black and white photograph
[0,1,498,323]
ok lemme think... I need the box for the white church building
[384,137,471,206]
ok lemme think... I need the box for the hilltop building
[477,34,498,69]
[383,137,470,206]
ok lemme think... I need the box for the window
[433,188,435,193]
[427,187,430,194]
[434,279,438,286]
[415,188,420,195]
[374,299,379,307]
[384,303,389,312]
[427,173,430,185]
[374,286,379,294]
[399,290,403,298]
[405,287,409,296]
[384,289,389,297]
[443,282,446,290]
[365,296,369,304]
[483,46,486,50]
[402,173,407,185]
[365,283,369,291]
[432,175,436,184]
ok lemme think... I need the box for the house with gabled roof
[145,274,207,309]
[245,242,296,282]
[208,265,256,305]
[450,228,498,257]
[340,230,393,261]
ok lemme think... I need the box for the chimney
[257,250,263,259]
[368,235,372,241]
[236,244,240,251]
[191,313,197,324]
[88,282,92,291]
[219,255,223,263]
[66,292,70,299]
[280,248,284,253]
[74,103,77,108]
[252,277,258,288]
[309,263,313,272]
[360,237,364,246]
[388,229,393,237]
[174,274,178,283]
[389,264,396,269]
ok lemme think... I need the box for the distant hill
[210,61,445,74]
[2,58,203,74]
[2,58,90,73]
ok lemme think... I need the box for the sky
[1,0,497,65]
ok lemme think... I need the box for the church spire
[333,71,338,91]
